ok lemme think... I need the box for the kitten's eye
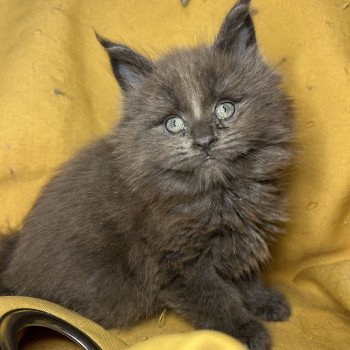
[165,116,185,134]
[215,102,235,120]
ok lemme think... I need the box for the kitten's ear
[96,33,154,92]
[213,0,256,55]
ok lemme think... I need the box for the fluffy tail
[0,231,19,295]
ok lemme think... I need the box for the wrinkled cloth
[0,0,349,349]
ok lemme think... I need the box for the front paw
[248,290,291,322]
[235,320,271,350]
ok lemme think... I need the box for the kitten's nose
[193,135,216,153]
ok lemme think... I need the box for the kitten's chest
[148,189,270,278]
[165,189,245,231]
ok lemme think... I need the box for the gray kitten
[0,1,293,349]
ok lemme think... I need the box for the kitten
[0,1,293,349]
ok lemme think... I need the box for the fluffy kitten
[0,1,293,349]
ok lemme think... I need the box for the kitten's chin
[204,154,214,161]
[201,154,221,168]
[201,157,217,170]
[195,158,230,188]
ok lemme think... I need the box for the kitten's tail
[0,231,19,295]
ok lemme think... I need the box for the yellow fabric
[0,0,349,349]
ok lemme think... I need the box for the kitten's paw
[249,290,291,322]
[235,320,271,350]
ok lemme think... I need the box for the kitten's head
[99,0,293,195]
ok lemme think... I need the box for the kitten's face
[101,0,293,193]
[121,48,291,188]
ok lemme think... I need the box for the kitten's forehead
[153,47,218,119]
[146,46,275,123]
[190,91,202,120]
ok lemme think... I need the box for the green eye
[215,102,235,120]
[165,116,185,134]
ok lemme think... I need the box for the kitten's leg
[159,265,271,350]
[237,276,291,322]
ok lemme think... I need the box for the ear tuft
[213,0,256,56]
[96,32,154,92]
[95,32,116,50]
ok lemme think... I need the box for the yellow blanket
[0,0,349,349]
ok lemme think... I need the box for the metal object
[181,0,190,7]
[0,309,101,350]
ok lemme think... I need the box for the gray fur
[0,1,293,349]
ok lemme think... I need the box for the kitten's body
[0,1,293,349]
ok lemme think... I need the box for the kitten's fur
[0,1,293,349]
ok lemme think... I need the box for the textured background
[0,0,349,349]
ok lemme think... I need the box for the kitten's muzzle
[192,135,217,154]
